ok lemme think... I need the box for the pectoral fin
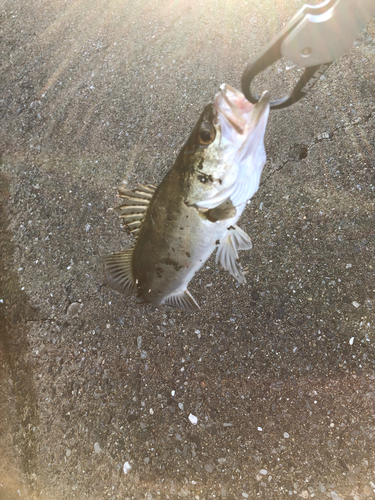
[205,198,237,222]
[216,225,252,283]
[163,289,200,312]
[103,250,137,296]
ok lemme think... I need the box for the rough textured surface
[0,1,374,499]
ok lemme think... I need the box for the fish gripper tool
[241,0,375,110]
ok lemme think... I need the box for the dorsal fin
[103,250,137,296]
[116,183,157,237]
[119,183,156,200]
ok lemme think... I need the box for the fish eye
[198,175,207,183]
[198,126,215,146]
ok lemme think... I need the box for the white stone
[352,301,360,308]
[330,492,341,500]
[260,469,267,475]
[94,442,101,454]
[284,432,290,439]
[66,302,82,318]
[188,414,198,425]
[349,337,354,345]
[318,482,325,493]
[123,461,131,474]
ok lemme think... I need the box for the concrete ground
[0,0,374,499]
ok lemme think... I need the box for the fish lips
[214,84,270,137]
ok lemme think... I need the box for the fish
[103,84,270,312]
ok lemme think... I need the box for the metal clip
[241,0,375,110]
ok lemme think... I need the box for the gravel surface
[1,1,375,499]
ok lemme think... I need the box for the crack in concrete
[262,107,375,186]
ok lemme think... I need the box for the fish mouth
[214,84,270,136]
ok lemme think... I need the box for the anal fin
[103,250,137,296]
[216,225,252,284]
[163,289,200,312]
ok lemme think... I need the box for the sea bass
[103,84,270,312]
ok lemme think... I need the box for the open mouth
[214,84,270,136]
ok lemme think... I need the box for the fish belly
[134,203,234,306]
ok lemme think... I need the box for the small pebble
[123,461,131,474]
[66,449,71,457]
[318,482,325,493]
[178,403,184,410]
[157,336,166,347]
[347,472,356,485]
[204,463,214,473]
[349,337,354,345]
[330,492,341,500]
[94,442,101,454]
[171,390,175,397]
[352,301,360,308]
[284,432,290,439]
[66,302,81,318]
[257,427,262,431]
[189,413,198,425]
[363,485,372,496]
[137,336,142,349]
[260,469,267,475]
[242,493,249,499]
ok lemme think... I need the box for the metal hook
[241,0,375,110]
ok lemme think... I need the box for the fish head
[182,84,270,211]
